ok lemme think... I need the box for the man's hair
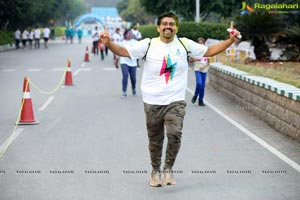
[157,11,179,27]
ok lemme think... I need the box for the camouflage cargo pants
[144,100,186,171]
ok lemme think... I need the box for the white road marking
[52,68,66,71]
[81,62,86,67]
[103,68,117,71]
[73,69,80,76]
[187,87,300,173]
[0,128,24,153]
[1,69,16,72]
[27,68,41,72]
[38,95,55,111]
[74,68,91,76]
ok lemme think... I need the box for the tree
[235,11,282,61]
[0,0,32,30]
[117,0,155,25]
[60,0,86,26]
[281,24,300,61]
[139,0,242,21]
[201,0,243,20]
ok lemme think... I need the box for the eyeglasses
[160,22,176,27]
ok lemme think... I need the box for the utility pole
[195,0,200,22]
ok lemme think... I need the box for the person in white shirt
[119,29,138,98]
[21,29,29,48]
[34,27,41,49]
[91,26,100,55]
[43,26,50,48]
[130,23,142,41]
[111,28,122,68]
[28,28,34,49]
[100,11,241,187]
[130,23,142,67]
[14,28,21,49]
[190,37,210,106]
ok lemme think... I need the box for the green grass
[223,61,300,88]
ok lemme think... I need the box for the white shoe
[163,168,176,186]
[149,170,163,187]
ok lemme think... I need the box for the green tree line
[118,0,298,26]
[0,0,86,31]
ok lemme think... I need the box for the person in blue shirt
[77,27,83,44]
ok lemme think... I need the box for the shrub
[177,22,228,41]
[138,22,228,41]
[138,25,159,38]
[0,31,14,45]
[54,26,66,37]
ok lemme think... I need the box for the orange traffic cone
[84,46,89,62]
[65,59,74,86]
[18,77,39,125]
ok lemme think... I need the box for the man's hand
[99,30,110,45]
[204,21,242,57]
[227,21,242,42]
[99,28,131,58]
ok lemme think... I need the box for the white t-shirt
[120,39,137,67]
[43,28,50,38]
[131,29,142,40]
[112,32,122,44]
[126,37,208,105]
[91,29,99,42]
[22,30,28,40]
[29,31,34,40]
[15,30,21,39]
[34,29,41,39]
[194,57,209,73]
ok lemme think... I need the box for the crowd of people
[14,26,51,49]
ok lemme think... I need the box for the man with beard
[100,11,241,187]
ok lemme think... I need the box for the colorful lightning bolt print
[160,54,177,84]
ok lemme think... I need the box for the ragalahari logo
[240,2,255,15]
[160,54,177,84]
[240,2,299,15]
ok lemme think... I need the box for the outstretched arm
[204,22,241,57]
[100,31,131,58]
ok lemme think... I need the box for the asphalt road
[0,38,299,200]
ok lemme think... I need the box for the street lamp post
[195,0,200,22]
